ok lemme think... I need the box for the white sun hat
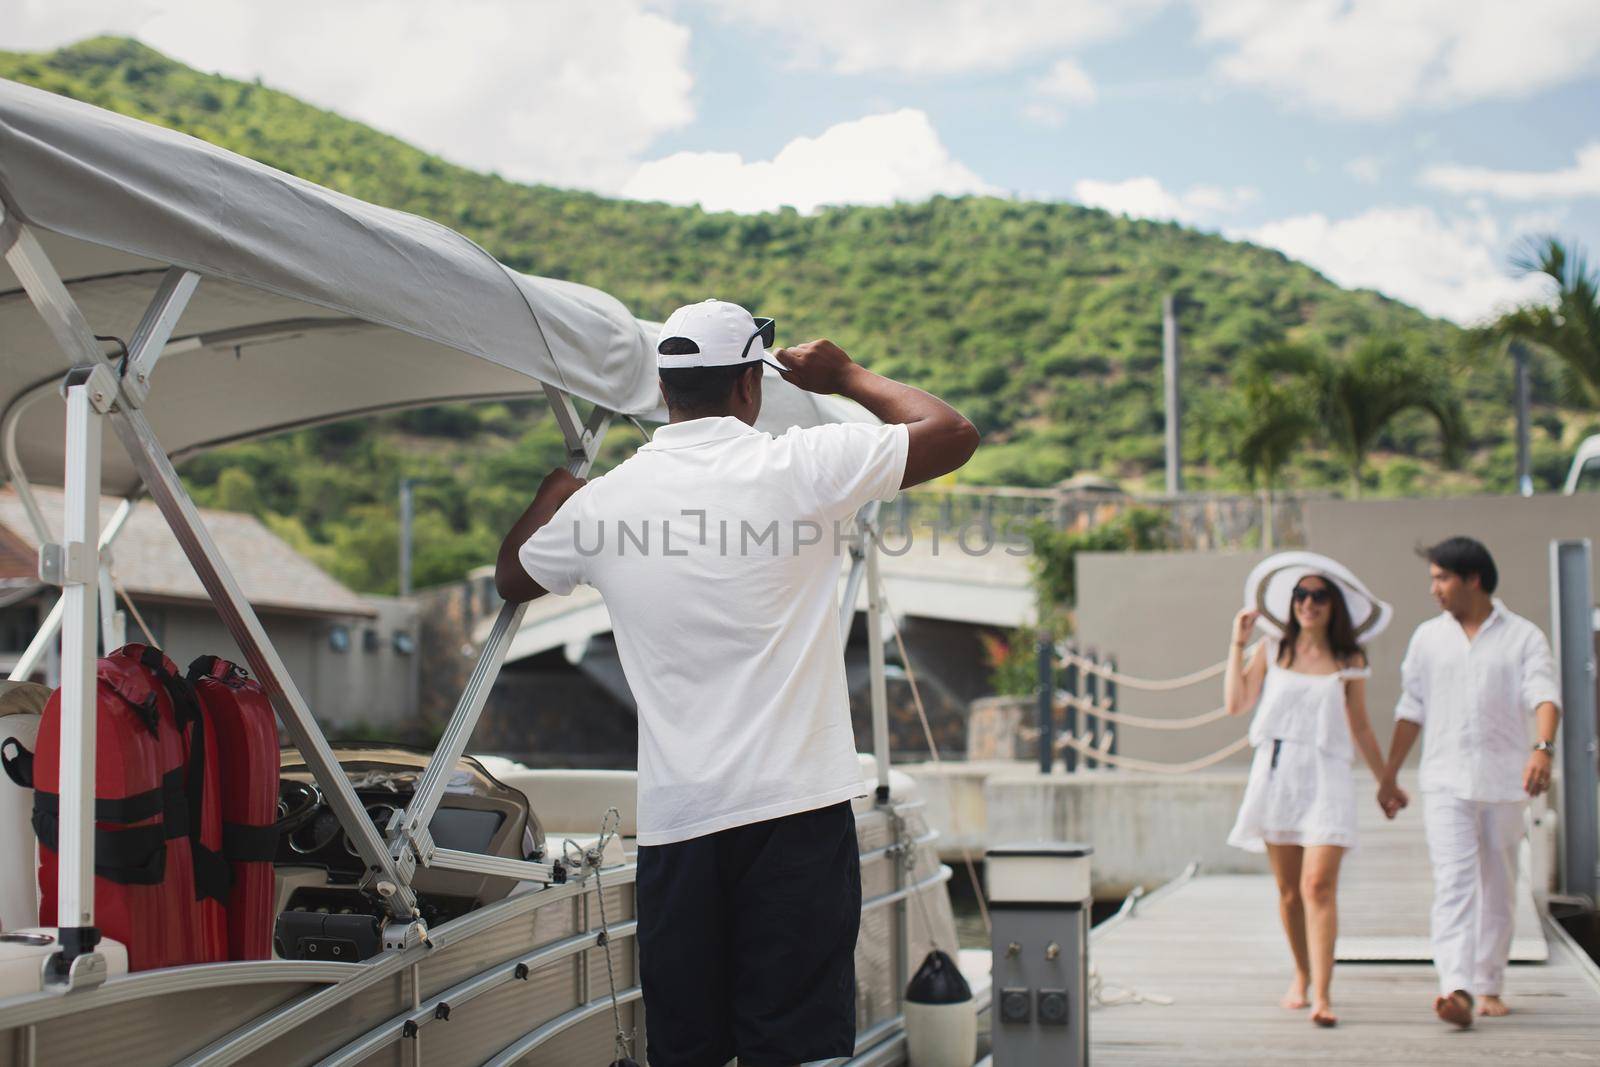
[1243,550,1394,644]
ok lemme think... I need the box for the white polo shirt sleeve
[794,422,910,521]
[1519,623,1561,712]
[1395,628,1427,726]
[517,488,591,597]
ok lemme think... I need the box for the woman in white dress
[1224,554,1393,1028]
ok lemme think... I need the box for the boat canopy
[0,78,647,493]
[0,78,865,498]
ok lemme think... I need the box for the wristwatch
[1532,740,1554,754]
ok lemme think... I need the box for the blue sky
[9,0,1599,324]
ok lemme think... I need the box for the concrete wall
[901,762,1266,896]
[1074,493,1600,766]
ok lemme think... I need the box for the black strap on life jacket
[1,736,33,789]
[142,647,231,905]
[29,770,179,887]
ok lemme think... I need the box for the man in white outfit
[1380,536,1561,1029]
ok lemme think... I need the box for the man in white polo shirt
[494,299,978,1067]
[1380,536,1561,1030]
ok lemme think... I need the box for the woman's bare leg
[1302,845,1345,1026]
[1266,843,1311,1009]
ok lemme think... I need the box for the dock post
[1551,539,1598,903]
[987,843,1092,1066]
[1036,637,1055,774]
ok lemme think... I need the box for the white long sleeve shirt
[1394,599,1560,803]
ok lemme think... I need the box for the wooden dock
[1088,787,1600,1063]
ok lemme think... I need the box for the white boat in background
[0,78,986,1065]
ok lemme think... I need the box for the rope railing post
[1061,644,1078,773]
[1084,649,1099,771]
[1106,657,1119,759]
[1036,636,1055,774]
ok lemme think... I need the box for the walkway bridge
[482,539,1037,665]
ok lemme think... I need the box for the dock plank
[1091,876,1598,1063]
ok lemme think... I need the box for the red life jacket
[32,645,230,970]
[187,655,279,960]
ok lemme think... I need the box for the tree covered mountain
[1,37,1588,592]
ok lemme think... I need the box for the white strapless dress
[1227,647,1368,853]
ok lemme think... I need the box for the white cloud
[1345,156,1383,184]
[1034,58,1098,105]
[1420,143,1600,201]
[1191,0,1600,119]
[700,0,1161,75]
[1246,206,1550,324]
[621,109,998,214]
[1073,176,1256,223]
[4,0,695,191]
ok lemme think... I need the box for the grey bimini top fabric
[0,79,666,494]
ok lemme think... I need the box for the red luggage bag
[187,655,279,960]
[33,654,175,971]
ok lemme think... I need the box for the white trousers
[1423,793,1525,997]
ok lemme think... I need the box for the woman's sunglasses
[1292,586,1332,606]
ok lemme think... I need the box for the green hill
[1,37,1587,593]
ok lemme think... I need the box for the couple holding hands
[1223,538,1561,1030]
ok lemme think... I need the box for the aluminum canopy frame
[0,78,900,988]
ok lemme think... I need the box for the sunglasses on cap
[1292,586,1332,605]
[742,317,786,372]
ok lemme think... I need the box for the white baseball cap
[656,299,779,371]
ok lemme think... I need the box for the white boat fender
[0,928,130,997]
[904,948,976,1067]
[0,681,49,933]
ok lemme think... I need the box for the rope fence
[1056,695,1232,732]
[1037,640,1253,776]
[1055,647,1256,692]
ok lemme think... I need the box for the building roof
[0,487,374,618]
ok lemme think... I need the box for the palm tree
[1484,237,1600,407]
[1218,371,1316,547]
[1241,339,1466,497]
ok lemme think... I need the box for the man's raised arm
[494,468,586,603]
[775,340,979,488]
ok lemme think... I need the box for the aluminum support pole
[838,501,879,649]
[866,524,891,803]
[1551,539,1598,903]
[108,406,419,917]
[1036,637,1054,774]
[2,221,104,367]
[385,397,611,893]
[1513,343,1533,498]
[52,368,115,987]
[398,478,414,598]
[120,268,201,408]
[1,394,52,545]
[1162,293,1183,495]
[11,499,134,682]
